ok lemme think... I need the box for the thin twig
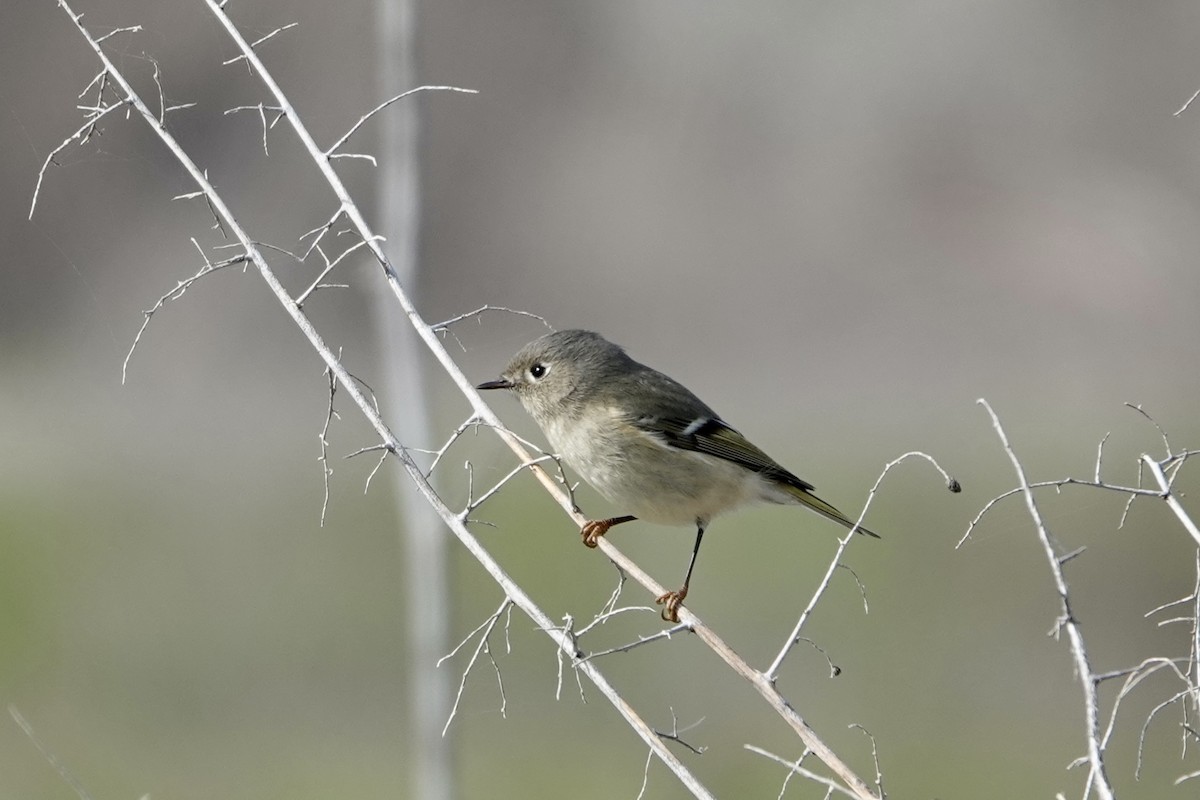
[439,598,511,736]
[30,99,126,219]
[51,3,890,796]
[977,398,1114,800]
[9,706,94,800]
[768,451,957,679]
[122,240,247,383]
[222,22,299,66]
[317,363,339,525]
[1175,86,1200,116]
[326,86,479,157]
[575,622,690,663]
[745,744,859,799]
[654,708,707,755]
[197,4,716,793]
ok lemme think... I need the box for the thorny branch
[31,100,125,219]
[653,709,708,756]
[121,239,248,383]
[970,399,1200,796]
[431,305,553,351]
[767,451,958,681]
[35,3,971,797]
[45,3,718,796]
[225,102,287,155]
[438,599,512,736]
[745,745,857,799]
[326,85,478,161]
[576,621,690,664]
[317,362,339,526]
[977,399,1114,799]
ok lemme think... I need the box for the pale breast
[544,407,764,526]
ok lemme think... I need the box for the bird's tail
[782,484,880,538]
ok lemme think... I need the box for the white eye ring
[529,363,548,380]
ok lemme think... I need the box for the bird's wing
[614,368,879,537]
[633,413,815,492]
[642,413,880,537]
[603,367,809,488]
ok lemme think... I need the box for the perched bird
[477,329,877,622]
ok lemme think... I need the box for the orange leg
[579,515,637,548]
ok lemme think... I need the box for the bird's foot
[655,587,688,623]
[580,519,611,548]
[579,514,637,547]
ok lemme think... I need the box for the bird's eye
[529,363,547,380]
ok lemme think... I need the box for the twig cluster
[967,399,1200,797]
[32,3,969,798]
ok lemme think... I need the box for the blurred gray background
[4,0,1200,797]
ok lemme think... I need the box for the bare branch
[976,398,1114,800]
[1144,454,1200,547]
[959,476,1163,549]
[431,305,553,351]
[438,599,511,736]
[790,637,842,679]
[326,86,479,158]
[298,206,348,261]
[768,451,956,680]
[224,103,287,155]
[51,2,891,795]
[1094,431,1110,483]
[294,237,371,307]
[317,363,339,526]
[745,744,859,799]
[30,99,126,219]
[549,615,586,703]
[122,239,247,383]
[95,24,143,44]
[593,564,628,621]
[1127,402,1173,456]
[421,416,483,477]
[576,621,690,663]
[362,449,391,496]
[222,22,299,66]
[849,724,885,798]
[462,454,559,515]
[654,709,707,755]
[1175,86,1200,116]
[636,748,654,800]
[9,705,94,800]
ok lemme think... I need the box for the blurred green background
[4,1,1200,797]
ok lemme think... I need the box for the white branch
[745,744,859,799]
[47,3,906,796]
[1144,455,1200,547]
[198,3,877,794]
[977,398,1114,800]
[767,451,957,679]
[326,85,479,158]
[49,1,716,794]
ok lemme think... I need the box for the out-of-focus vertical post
[374,1,454,797]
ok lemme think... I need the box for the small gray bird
[477,329,878,622]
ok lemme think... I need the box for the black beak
[476,378,514,391]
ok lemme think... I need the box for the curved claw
[579,515,637,548]
[580,519,610,548]
[655,588,687,623]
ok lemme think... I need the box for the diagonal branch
[201,5,885,794]
[768,451,957,679]
[53,2,715,795]
[48,2,907,796]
